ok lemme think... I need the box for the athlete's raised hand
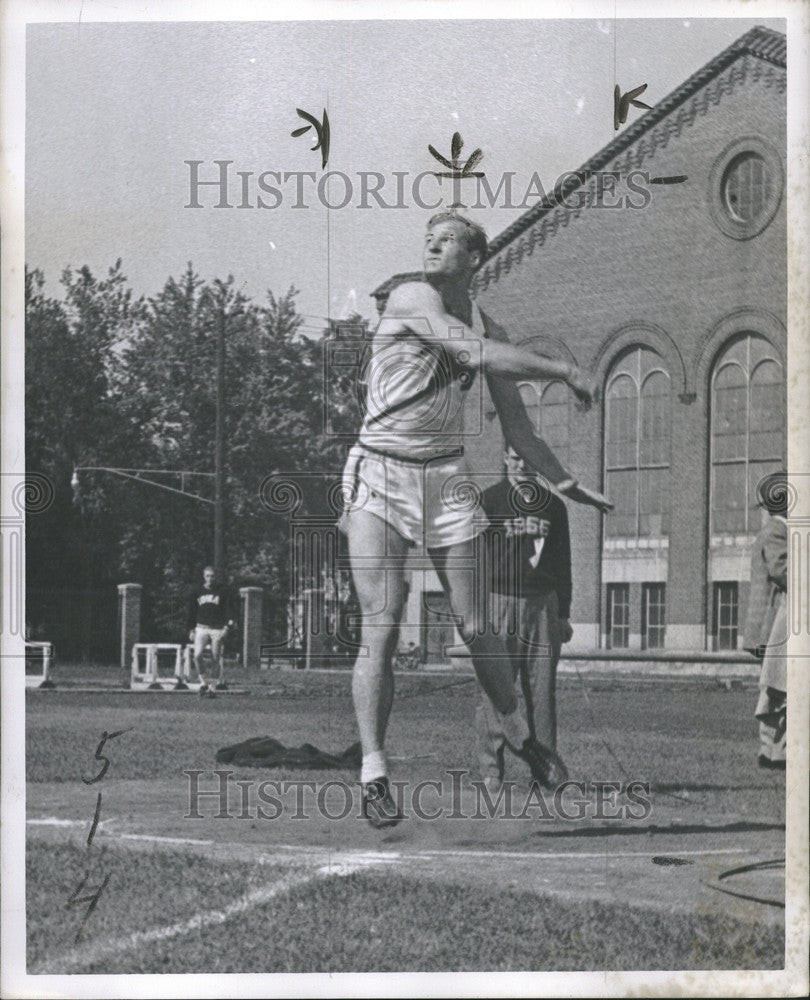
[561,481,614,514]
[566,366,595,404]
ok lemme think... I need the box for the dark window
[712,582,739,651]
[606,583,630,649]
[711,334,785,536]
[641,583,666,650]
[518,378,570,471]
[540,380,570,471]
[605,348,671,539]
[709,137,783,241]
[722,152,771,224]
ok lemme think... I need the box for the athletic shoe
[215,681,228,691]
[360,777,404,829]
[758,754,786,771]
[199,683,211,697]
[514,737,569,790]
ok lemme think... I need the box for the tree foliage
[24,262,364,658]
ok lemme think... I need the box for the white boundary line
[118,834,214,847]
[32,855,388,975]
[27,817,85,828]
[262,842,757,863]
[26,820,778,975]
[27,819,758,862]
[410,846,753,861]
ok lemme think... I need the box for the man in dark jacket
[187,566,236,696]
[476,447,573,790]
[743,473,788,769]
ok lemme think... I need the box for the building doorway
[421,591,455,665]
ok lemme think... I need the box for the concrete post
[117,583,142,669]
[240,586,263,670]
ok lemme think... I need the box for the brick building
[371,26,786,661]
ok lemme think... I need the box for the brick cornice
[473,46,785,296]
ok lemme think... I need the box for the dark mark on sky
[428,132,484,179]
[614,83,653,131]
[291,108,330,170]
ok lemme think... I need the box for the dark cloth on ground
[216,736,362,770]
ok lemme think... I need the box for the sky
[26,16,786,331]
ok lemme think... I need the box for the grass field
[25,666,786,974]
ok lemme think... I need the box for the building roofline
[482,25,786,263]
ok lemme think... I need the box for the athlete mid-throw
[341,210,611,827]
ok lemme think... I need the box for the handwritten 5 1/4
[66,727,132,943]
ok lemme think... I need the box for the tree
[114,268,347,637]
[25,264,142,659]
[26,259,369,656]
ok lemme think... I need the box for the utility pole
[214,303,226,577]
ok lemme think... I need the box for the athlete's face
[203,569,215,588]
[423,220,479,280]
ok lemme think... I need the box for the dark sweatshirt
[481,477,572,618]
[186,585,235,631]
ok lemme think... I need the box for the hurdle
[25,641,56,689]
[130,643,196,691]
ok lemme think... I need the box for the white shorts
[194,626,227,657]
[341,443,488,549]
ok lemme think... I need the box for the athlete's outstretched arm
[384,283,612,513]
[488,375,613,513]
[384,282,594,402]
[488,374,573,487]
[480,312,613,513]
[482,340,594,403]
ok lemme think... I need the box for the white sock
[361,750,388,785]
[499,706,530,751]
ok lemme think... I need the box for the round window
[709,137,783,240]
[722,152,772,223]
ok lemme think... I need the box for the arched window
[710,333,785,536]
[517,379,570,470]
[540,381,570,470]
[604,347,671,539]
[518,382,540,434]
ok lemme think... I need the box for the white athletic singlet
[358,305,488,461]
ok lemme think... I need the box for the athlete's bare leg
[346,509,410,759]
[210,630,226,686]
[193,629,213,687]
[429,538,519,716]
